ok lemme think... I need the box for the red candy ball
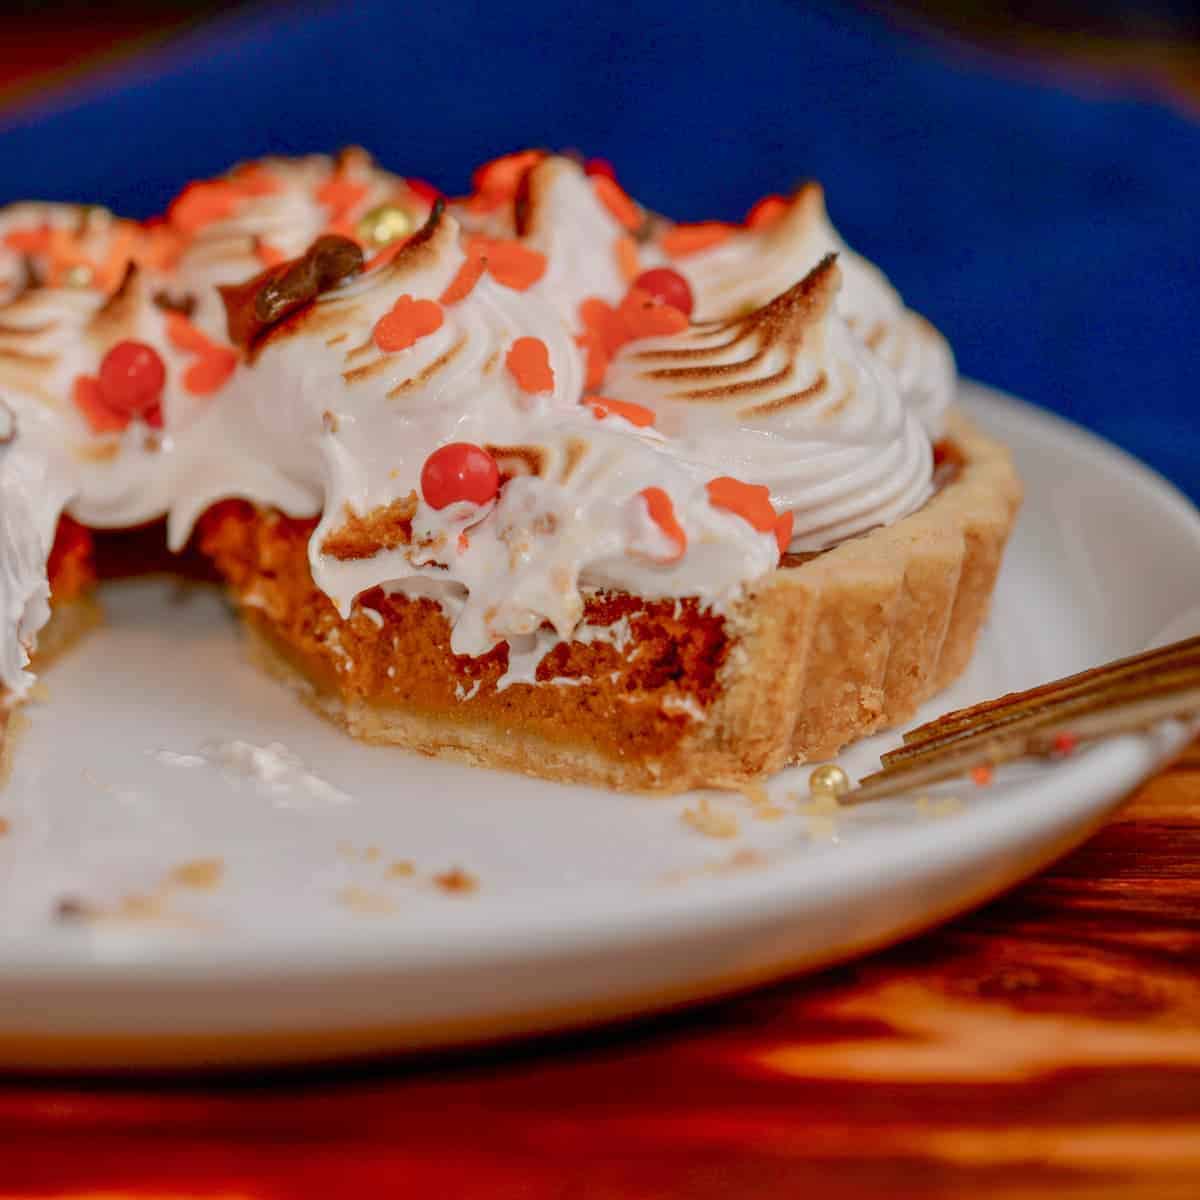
[98,340,166,418]
[633,267,694,317]
[421,442,500,510]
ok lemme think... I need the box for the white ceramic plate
[1,384,1197,1070]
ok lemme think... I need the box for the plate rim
[2,382,1198,986]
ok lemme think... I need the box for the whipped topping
[658,184,956,437]
[604,256,932,551]
[171,149,433,339]
[0,149,946,700]
[0,409,74,699]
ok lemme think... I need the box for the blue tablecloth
[1,0,1195,502]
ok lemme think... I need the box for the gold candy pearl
[62,263,94,288]
[357,204,414,247]
[808,763,849,801]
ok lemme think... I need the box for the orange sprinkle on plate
[592,175,641,232]
[506,336,554,394]
[971,764,995,786]
[661,221,734,258]
[638,487,687,562]
[584,396,656,428]
[374,295,444,352]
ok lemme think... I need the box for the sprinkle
[166,313,238,395]
[639,486,687,562]
[661,221,734,258]
[470,150,544,211]
[465,235,546,291]
[73,375,124,433]
[706,476,779,533]
[316,173,368,219]
[373,295,444,352]
[592,175,641,231]
[405,177,443,206]
[165,311,214,355]
[970,764,994,787]
[1052,731,1079,756]
[621,288,691,340]
[584,157,617,181]
[506,336,554,394]
[584,395,655,428]
[774,512,793,555]
[614,234,640,283]
[363,238,410,272]
[439,253,487,304]
[184,349,237,395]
[167,180,242,233]
[229,164,281,196]
[745,194,789,230]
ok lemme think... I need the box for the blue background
[1,0,1195,503]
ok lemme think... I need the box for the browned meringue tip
[87,260,145,344]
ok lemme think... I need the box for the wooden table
[0,738,1195,1197]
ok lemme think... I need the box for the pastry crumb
[337,885,399,915]
[385,859,416,879]
[433,866,478,894]
[916,794,964,818]
[0,816,9,837]
[363,845,381,863]
[682,797,740,839]
[168,857,224,890]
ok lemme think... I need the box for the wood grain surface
[0,738,1195,1198]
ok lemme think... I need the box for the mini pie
[0,149,1020,792]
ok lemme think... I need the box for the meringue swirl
[661,184,956,436]
[0,149,948,700]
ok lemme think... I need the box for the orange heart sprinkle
[706,476,779,533]
[620,288,690,340]
[661,221,734,258]
[584,396,655,428]
[592,175,641,232]
[464,236,546,292]
[638,487,687,562]
[373,295,445,352]
[506,336,554,394]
